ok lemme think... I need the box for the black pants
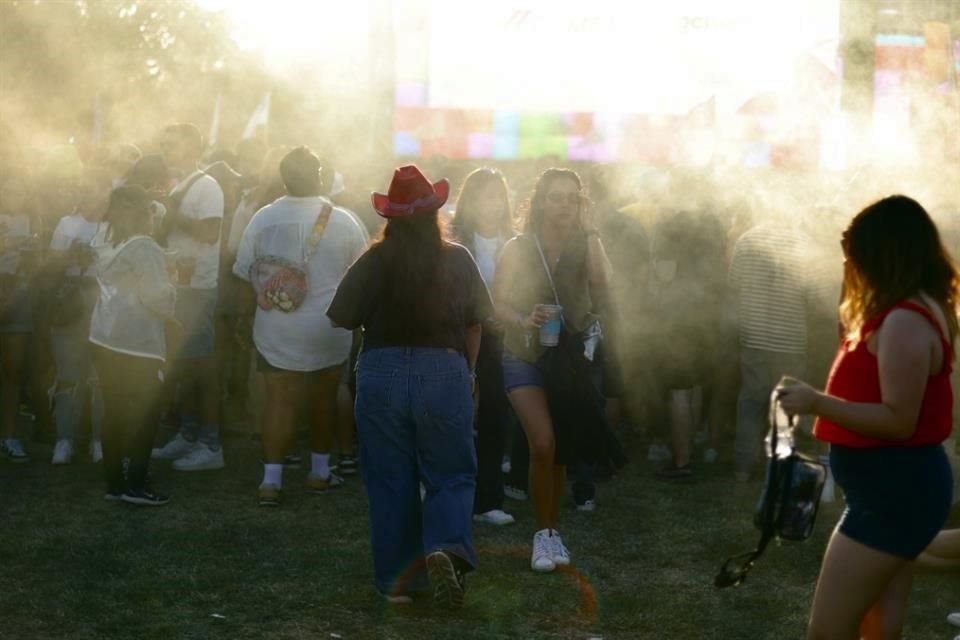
[94,347,163,493]
[474,334,509,514]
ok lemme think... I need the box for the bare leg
[307,367,339,456]
[509,386,557,530]
[262,371,304,464]
[807,530,911,640]
[336,382,355,455]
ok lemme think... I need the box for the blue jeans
[355,347,477,596]
[51,322,103,443]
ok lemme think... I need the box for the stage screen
[393,0,841,163]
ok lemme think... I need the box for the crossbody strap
[303,202,334,264]
[533,234,560,306]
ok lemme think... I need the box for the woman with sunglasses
[493,168,612,573]
[779,195,955,639]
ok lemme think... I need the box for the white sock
[262,463,283,488]
[311,453,331,478]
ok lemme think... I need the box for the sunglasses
[546,192,580,205]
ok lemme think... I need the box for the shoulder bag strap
[533,234,560,306]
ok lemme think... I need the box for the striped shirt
[729,223,837,354]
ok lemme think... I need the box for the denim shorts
[173,287,217,359]
[501,349,545,392]
[831,444,953,559]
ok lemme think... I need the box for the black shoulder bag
[714,389,828,588]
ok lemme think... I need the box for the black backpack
[715,389,828,588]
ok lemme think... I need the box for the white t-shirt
[0,214,32,275]
[472,232,502,290]
[167,172,224,290]
[233,195,368,372]
[50,212,101,277]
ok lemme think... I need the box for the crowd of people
[1,121,958,636]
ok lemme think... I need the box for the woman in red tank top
[778,195,957,640]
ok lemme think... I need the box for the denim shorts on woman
[501,349,546,392]
[830,444,953,559]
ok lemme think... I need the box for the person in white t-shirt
[152,123,226,472]
[450,168,516,527]
[47,171,111,465]
[233,147,367,506]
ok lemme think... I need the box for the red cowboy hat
[372,165,450,218]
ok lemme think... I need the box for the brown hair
[840,194,960,348]
[522,168,582,234]
[451,167,514,241]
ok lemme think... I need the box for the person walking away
[327,165,490,608]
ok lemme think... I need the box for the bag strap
[303,201,334,264]
[714,388,791,588]
[533,234,560,306]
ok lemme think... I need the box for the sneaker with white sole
[531,529,556,573]
[306,472,344,494]
[172,445,225,471]
[89,440,103,464]
[51,440,74,465]
[504,485,528,501]
[550,530,571,566]
[121,488,170,506]
[1,438,29,463]
[426,551,466,609]
[473,509,516,526]
[103,491,124,502]
[151,434,197,460]
[575,499,596,513]
[948,611,960,628]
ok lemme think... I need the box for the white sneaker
[575,499,596,513]
[172,445,225,471]
[89,440,103,464]
[550,530,571,566]
[151,434,198,460]
[51,440,74,465]
[947,611,960,627]
[531,529,556,573]
[473,509,516,526]
[647,443,671,462]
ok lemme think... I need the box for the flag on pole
[208,92,222,148]
[243,92,271,140]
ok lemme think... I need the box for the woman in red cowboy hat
[327,165,493,609]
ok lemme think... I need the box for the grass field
[1,433,958,640]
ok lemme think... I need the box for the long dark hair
[840,194,960,347]
[103,185,152,247]
[451,168,514,241]
[522,168,582,234]
[373,210,449,340]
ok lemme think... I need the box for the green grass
[1,437,958,640]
